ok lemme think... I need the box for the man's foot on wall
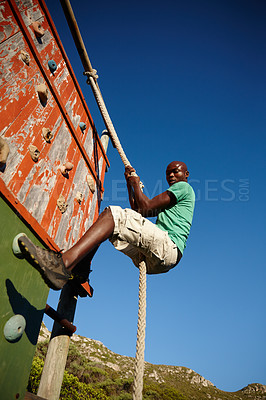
[18,236,72,290]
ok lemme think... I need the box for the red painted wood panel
[0,0,109,250]
[0,1,19,43]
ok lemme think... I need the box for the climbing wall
[0,0,109,398]
[0,0,109,251]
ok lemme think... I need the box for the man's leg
[62,207,114,270]
[18,207,115,290]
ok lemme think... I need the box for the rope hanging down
[60,1,147,398]
[85,73,131,167]
[87,71,146,399]
[132,261,147,400]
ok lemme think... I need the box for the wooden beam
[24,391,47,400]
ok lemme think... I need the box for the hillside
[29,323,266,400]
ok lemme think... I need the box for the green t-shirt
[156,181,195,254]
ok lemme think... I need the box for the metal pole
[44,304,77,334]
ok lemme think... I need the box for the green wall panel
[0,197,49,400]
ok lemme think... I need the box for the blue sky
[44,0,266,392]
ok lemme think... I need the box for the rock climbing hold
[36,83,48,106]
[0,137,10,168]
[79,122,86,132]
[20,50,30,65]
[59,162,74,177]
[42,127,53,142]
[48,59,57,72]
[12,233,26,258]
[28,145,40,162]
[4,314,26,343]
[57,194,68,213]
[31,21,45,37]
[75,191,83,204]
[86,174,96,193]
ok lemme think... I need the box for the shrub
[115,393,133,400]
[143,383,187,400]
[97,378,133,398]
[27,356,109,399]
[60,371,109,400]
[83,367,108,384]
[27,357,44,394]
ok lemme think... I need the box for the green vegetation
[27,327,266,400]
[28,356,108,399]
[27,340,187,399]
[143,383,187,399]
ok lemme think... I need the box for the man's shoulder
[168,181,194,192]
[167,181,195,202]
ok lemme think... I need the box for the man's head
[166,161,189,186]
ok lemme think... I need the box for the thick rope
[86,75,147,398]
[132,260,147,400]
[89,74,147,396]
[87,75,144,190]
[87,74,131,167]
[59,3,147,396]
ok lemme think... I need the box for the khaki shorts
[108,206,180,274]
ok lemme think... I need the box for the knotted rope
[87,72,147,399]
[60,2,147,397]
[132,260,147,400]
[89,71,147,398]
[85,73,131,167]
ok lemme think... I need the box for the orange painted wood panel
[0,1,20,43]
[0,0,109,251]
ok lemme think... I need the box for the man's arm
[126,181,137,210]
[125,167,137,210]
[124,166,176,216]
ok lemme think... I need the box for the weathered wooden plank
[23,0,108,167]
[24,391,47,400]
[0,37,73,134]
[21,121,72,221]
[0,53,33,104]
[15,0,38,14]
[1,70,93,200]
[2,79,58,189]
[83,126,94,159]
[46,145,95,248]
[0,13,86,140]
[63,88,95,147]
[0,1,20,43]
[61,157,95,247]
[17,1,43,30]
[0,32,37,111]
[4,113,97,249]
[1,0,108,249]
[16,116,63,204]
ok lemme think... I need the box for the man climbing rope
[18,161,195,290]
